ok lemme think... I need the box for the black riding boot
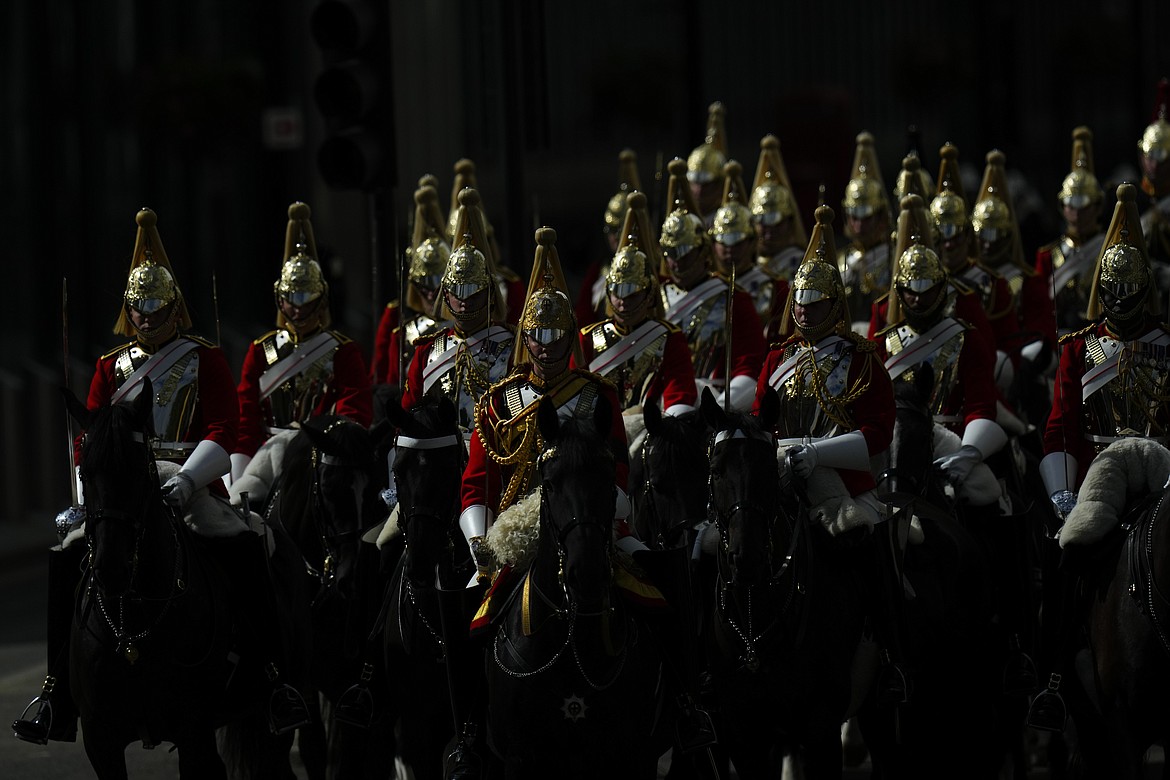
[1026,543,1084,732]
[867,521,911,706]
[13,543,85,744]
[438,584,488,780]
[632,546,717,753]
[216,533,311,735]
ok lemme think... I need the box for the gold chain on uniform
[796,342,871,431]
[473,391,542,510]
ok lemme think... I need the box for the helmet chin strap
[133,307,179,349]
[794,298,842,342]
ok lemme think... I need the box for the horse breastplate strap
[114,342,201,443]
[885,319,966,415]
[589,320,669,410]
[662,280,727,379]
[1082,330,1170,446]
[259,329,339,428]
[425,326,514,431]
[777,340,855,438]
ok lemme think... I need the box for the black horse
[380,396,474,779]
[257,414,394,780]
[700,389,866,779]
[64,382,307,779]
[631,403,711,551]
[863,366,1012,779]
[485,395,663,779]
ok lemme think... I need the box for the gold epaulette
[842,329,877,352]
[580,320,607,337]
[949,276,974,296]
[662,319,682,334]
[1059,322,1097,344]
[769,333,803,352]
[100,341,135,361]
[1038,237,1063,255]
[184,333,216,348]
[571,366,616,391]
[252,329,281,346]
[875,320,900,339]
[385,299,400,311]
[327,329,353,345]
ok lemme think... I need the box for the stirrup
[266,681,311,736]
[675,696,718,752]
[444,723,483,780]
[1002,648,1038,696]
[334,665,375,730]
[1025,674,1067,732]
[12,697,52,745]
[877,659,911,706]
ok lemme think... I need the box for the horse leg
[176,727,227,780]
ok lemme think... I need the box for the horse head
[299,414,381,600]
[881,362,941,505]
[535,393,617,612]
[382,395,467,586]
[701,387,786,587]
[65,378,161,598]
[637,402,711,549]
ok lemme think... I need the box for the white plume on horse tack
[227,428,299,507]
[486,488,543,568]
[1060,438,1170,548]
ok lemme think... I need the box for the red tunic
[576,321,697,412]
[574,259,607,328]
[370,301,402,386]
[753,334,894,495]
[461,367,629,515]
[235,332,372,457]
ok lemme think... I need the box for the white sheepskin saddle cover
[228,428,299,507]
[62,461,260,550]
[487,489,543,568]
[1060,438,1170,548]
[775,444,880,536]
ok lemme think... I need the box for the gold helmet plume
[274,201,330,330]
[779,205,846,341]
[659,157,709,276]
[930,142,969,241]
[604,149,643,234]
[405,185,451,314]
[842,131,890,224]
[971,150,1029,273]
[894,154,931,202]
[750,134,807,246]
[710,160,754,246]
[514,227,584,368]
[606,191,665,317]
[1086,183,1159,322]
[446,158,478,242]
[441,187,503,322]
[687,102,728,184]
[1058,126,1103,207]
[115,207,193,337]
[888,194,947,326]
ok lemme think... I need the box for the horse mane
[543,413,613,475]
[80,402,145,486]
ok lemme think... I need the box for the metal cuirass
[661,281,728,379]
[776,340,854,439]
[426,328,514,431]
[259,330,338,429]
[1082,331,1170,450]
[885,318,967,419]
[113,343,201,445]
[589,321,669,411]
[1048,236,1097,332]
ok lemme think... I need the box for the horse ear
[699,386,727,431]
[592,391,612,438]
[537,397,560,445]
[436,395,458,430]
[369,418,394,450]
[300,417,339,457]
[758,387,781,429]
[643,399,663,436]
[134,377,156,436]
[60,386,92,430]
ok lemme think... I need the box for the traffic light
[310,0,397,191]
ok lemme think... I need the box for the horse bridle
[307,418,377,585]
[638,430,702,548]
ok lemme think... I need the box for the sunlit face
[897,282,944,314]
[712,237,755,275]
[665,245,708,289]
[128,300,178,345]
[1062,200,1101,238]
[608,286,651,327]
[793,298,834,332]
[524,330,571,381]
[846,209,888,247]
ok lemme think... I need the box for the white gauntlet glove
[162,472,196,510]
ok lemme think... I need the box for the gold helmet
[659,157,709,274]
[1086,183,1159,323]
[971,150,1029,272]
[514,227,585,368]
[417,172,440,193]
[1139,77,1170,163]
[779,205,846,341]
[114,208,193,337]
[405,185,451,313]
[750,134,806,243]
[1058,126,1103,208]
[274,202,331,330]
[604,149,643,234]
[710,160,754,246]
[606,192,664,309]
[842,131,890,222]
[441,187,502,322]
[888,194,947,326]
[686,102,728,184]
[930,142,969,241]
